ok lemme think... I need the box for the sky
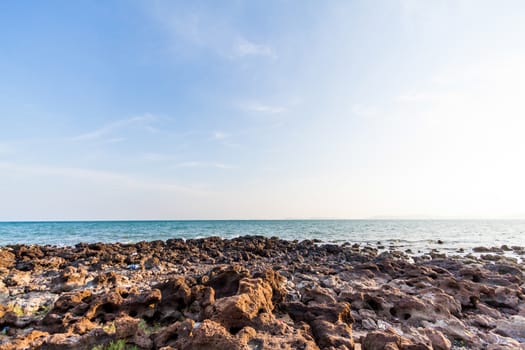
[1,0,525,220]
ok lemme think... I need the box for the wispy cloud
[238,101,287,114]
[233,37,276,58]
[0,161,208,195]
[71,114,157,141]
[148,3,276,60]
[175,161,235,169]
[212,131,229,140]
[140,152,179,162]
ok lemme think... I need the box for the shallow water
[1,220,524,256]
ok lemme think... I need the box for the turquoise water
[1,220,525,255]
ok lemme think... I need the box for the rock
[177,320,247,350]
[253,268,287,304]
[494,315,525,341]
[362,318,377,330]
[0,250,15,270]
[4,271,30,287]
[362,330,431,350]
[93,271,128,288]
[310,319,354,349]
[204,266,249,298]
[209,277,273,330]
[473,247,491,253]
[421,318,475,344]
[421,329,451,350]
[1,236,525,349]
[114,315,139,338]
[154,319,194,348]
[40,329,115,349]
[156,277,192,322]
[301,284,337,305]
[0,330,49,350]
[51,266,88,292]
[283,302,354,348]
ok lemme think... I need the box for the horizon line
[1,217,525,223]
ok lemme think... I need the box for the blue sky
[1,0,525,220]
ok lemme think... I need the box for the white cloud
[233,38,276,58]
[175,161,235,169]
[239,101,286,114]
[71,114,157,141]
[0,161,206,195]
[140,152,178,162]
[148,3,276,60]
[212,131,229,140]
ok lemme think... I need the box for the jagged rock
[153,319,195,348]
[204,265,249,298]
[0,237,523,349]
[362,330,431,350]
[494,315,525,341]
[209,277,273,330]
[0,330,49,350]
[421,329,451,350]
[51,266,88,292]
[4,271,30,287]
[176,320,247,350]
[0,250,15,270]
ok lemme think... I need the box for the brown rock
[114,315,140,338]
[253,268,287,304]
[204,265,249,298]
[310,319,354,349]
[209,277,273,330]
[4,271,30,287]
[157,277,192,322]
[52,266,88,292]
[362,330,431,350]
[0,249,15,270]
[0,330,49,350]
[421,329,451,350]
[178,320,247,350]
[154,319,194,348]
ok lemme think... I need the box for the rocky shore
[0,236,524,350]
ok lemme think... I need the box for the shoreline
[0,236,524,349]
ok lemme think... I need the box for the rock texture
[0,236,524,349]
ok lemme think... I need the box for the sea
[1,220,525,258]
